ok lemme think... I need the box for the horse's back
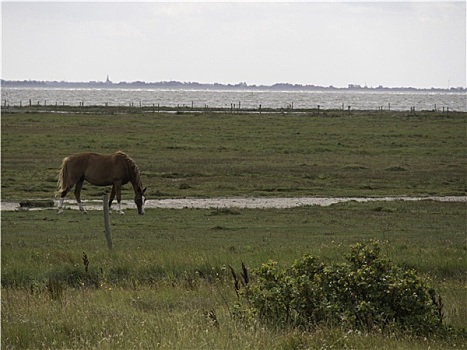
[62,152,129,186]
[86,152,126,186]
[65,152,97,171]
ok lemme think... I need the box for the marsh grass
[3,284,463,350]
[2,201,466,348]
[2,111,466,200]
[1,110,466,348]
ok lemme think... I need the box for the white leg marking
[78,202,87,214]
[58,198,64,214]
[117,202,124,215]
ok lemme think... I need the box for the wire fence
[1,99,458,116]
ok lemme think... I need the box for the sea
[1,87,466,112]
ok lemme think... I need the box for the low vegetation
[1,109,466,348]
[2,201,466,349]
[1,109,466,200]
[233,241,461,338]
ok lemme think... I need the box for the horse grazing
[57,151,146,215]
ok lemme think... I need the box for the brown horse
[57,151,146,215]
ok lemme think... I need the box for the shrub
[233,240,445,336]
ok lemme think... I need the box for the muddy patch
[2,196,466,212]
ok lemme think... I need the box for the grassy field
[1,110,466,200]
[1,109,466,348]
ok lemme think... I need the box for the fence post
[102,194,113,249]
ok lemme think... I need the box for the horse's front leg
[74,179,87,213]
[109,184,116,210]
[114,181,124,215]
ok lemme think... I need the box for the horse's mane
[115,151,142,186]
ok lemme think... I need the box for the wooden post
[102,194,113,249]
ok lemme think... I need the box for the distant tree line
[1,79,465,92]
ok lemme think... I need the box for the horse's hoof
[118,210,125,215]
[58,210,64,214]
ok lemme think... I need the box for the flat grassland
[1,109,466,349]
[1,110,466,199]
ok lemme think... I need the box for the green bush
[234,240,445,335]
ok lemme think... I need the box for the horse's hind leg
[58,187,71,214]
[58,191,67,214]
[74,178,87,213]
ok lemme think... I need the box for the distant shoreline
[2,79,465,93]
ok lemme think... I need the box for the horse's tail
[56,156,69,197]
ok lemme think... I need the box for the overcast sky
[2,1,466,88]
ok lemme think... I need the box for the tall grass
[2,110,465,348]
[3,284,463,349]
[2,201,466,348]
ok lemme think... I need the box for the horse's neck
[122,156,141,192]
[129,172,142,192]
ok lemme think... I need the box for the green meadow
[1,110,466,200]
[1,109,466,349]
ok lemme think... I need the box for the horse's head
[134,187,146,215]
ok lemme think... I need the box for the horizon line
[2,79,465,91]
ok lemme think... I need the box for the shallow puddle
[1,196,465,212]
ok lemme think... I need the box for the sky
[1,1,466,88]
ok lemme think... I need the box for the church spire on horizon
[105,74,112,84]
